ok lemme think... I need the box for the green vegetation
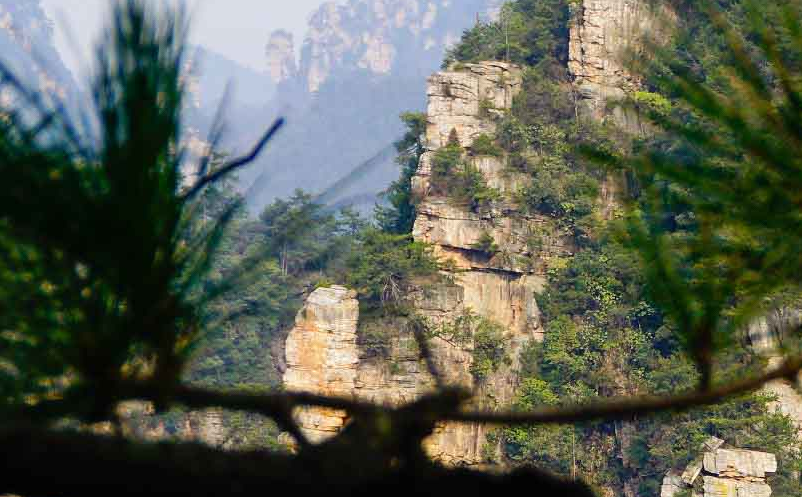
[440,0,802,494]
[7,0,802,495]
[376,112,427,234]
[471,231,500,256]
[430,140,501,211]
[443,0,571,68]
[430,310,510,381]
[470,133,504,157]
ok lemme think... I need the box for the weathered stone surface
[682,458,704,486]
[661,472,686,497]
[283,285,360,443]
[425,61,522,149]
[702,475,772,497]
[746,308,802,434]
[703,449,777,480]
[568,0,670,128]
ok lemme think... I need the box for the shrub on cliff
[443,0,571,67]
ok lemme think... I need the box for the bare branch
[447,357,802,425]
[182,118,285,201]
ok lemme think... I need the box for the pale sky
[41,0,329,79]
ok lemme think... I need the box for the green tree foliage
[259,189,342,276]
[443,0,571,67]
[0,0,205,409]
[430,140,501,210]
[440,0,802,494]
[471,231,500,256]
[376,112,427,234]
[470,133,504,157]
[344,228,438,306]
[429,310,510,381]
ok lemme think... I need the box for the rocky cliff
[0,1,79,119]
[661,437,777,497]
[747,307,802,434]
[568,0,671,128]
[266,30,297,85]
[283,60,573,465]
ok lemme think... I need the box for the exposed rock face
[746,308,802,433]
[661,439,777,497]
[424,62,522,149]
[568,0,666,126]
[0,1,78,111]
[282,61,570,465]
[283,286,360,443]
[244,0,508,213]
[702,476,772,497]
[703,449,777,481]
[266,30,297,84]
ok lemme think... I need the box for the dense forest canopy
[2,0,802,496]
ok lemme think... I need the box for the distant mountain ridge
[239,0,505,213]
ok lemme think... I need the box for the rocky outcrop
[0,1,78,111]
[266,30,297,84]
[423,62,522,149]
[282,61,571,465]
[568,0,668,127]
[746,307,802,434]
[283,285,360,443]
[661,437,777,497]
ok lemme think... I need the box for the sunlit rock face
[568,0,670,128]
[283,286,361,443]
[282,61,574,466]
[661,438,777,497]
[245,0,508,213]
[746,308,802,435]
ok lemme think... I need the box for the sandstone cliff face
[747,308,802,434]
[283,286,361,443]
[568,0,666,127]
[283,61,571,465]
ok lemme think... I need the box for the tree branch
[181,118,285,201]
[0,423,595,497]
[447,357,802,425]
[103,355,802,429]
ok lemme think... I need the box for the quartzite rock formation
[283,60,571,465]
[661,437,777,497]
[568,0,666,126]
